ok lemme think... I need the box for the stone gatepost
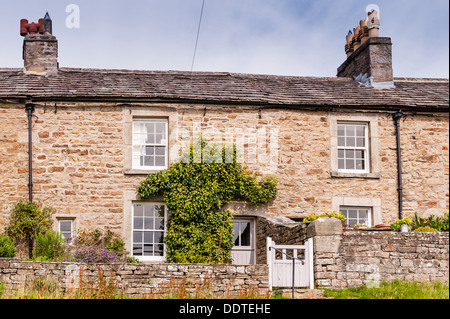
[306,218,343,288]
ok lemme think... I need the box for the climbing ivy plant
[137,138,277,264]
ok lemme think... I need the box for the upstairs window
[132,119,168,170]
[337,123,369,173]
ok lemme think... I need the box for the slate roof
[0,68,448,111]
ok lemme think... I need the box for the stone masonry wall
[0,259,269,298]
[309,218,449,288]
[0,102,448,254]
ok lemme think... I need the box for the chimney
[21,12,58,75]
[337,10,394,89]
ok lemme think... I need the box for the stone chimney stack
[337,10,394,88]
[21,12,58,75]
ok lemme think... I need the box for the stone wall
[0,259,269,298]
[255,216,307,264]
[308,218,449,288]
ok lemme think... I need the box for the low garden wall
[1,218,448,296]
[308,218,449,288]
[0,259,269,298]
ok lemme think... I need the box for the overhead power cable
[190,0,206,72]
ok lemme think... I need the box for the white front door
[231,219,255,264]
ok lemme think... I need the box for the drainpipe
[393,110,403,220]
[25,102,34,259]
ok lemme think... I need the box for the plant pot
[400,224,409,232]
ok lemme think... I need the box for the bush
[0,234,16,257]
[6,200,54,241]
[413,226,438,232]
[304,211,345,222]
[68,246,120,263]
[413,212,448,232]
[33,231,67,261]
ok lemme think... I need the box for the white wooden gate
[266,237,314,290]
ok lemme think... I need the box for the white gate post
[266,237,273,291]
[308,237,314,289]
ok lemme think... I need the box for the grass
[323,280,449,299]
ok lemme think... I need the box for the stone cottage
[0,12,448,263]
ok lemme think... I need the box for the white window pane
[356,159,365,170]
[144,205,154,217]
[144,244,153,256]
[337,125,345,137]
[146,134,155,144]
[154,245,164,256]
[346,159,355,170]
[134,204,143,216]
[355,125,365,136]
[155,218,165,230]
[144,232,153,243]
[346,137,355,147]
[154,232,164,244]
[155,205,165,217]
[145,123,154,134]
[133,231,143,243]
[155,123,166,134]
[143,156,154,166]
[356,137,365,147]
[338,159,345,169]
[346,126,355,136]
[345,150,354,159]
[145,146,155,156]
[155,156,166,167]
[133,245,142,256]
[144,218,154,230]
[134,217,143,230]
[338,137,345,147]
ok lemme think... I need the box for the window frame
[340,206,373,227]
[337,122,370,174]
[132,118,169,171]
[131,202,167,262]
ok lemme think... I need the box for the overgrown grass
[323,280,449,299]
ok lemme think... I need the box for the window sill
[331,171,381,179]
[124,169,166,175]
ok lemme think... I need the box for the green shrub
[413,226,438,232]
[6,200,54,241]
[0,234,16,257]
[137,137,277,264]
[33,231,67,261]
[413,212,448,232]
[304,211,345,222]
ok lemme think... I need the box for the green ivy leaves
[137,138,277,264]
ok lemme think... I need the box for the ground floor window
[231,218,255,264]
[340,206,372,227]
[58,219,74,243]
[132,203,167,261]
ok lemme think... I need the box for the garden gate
[266,237,314,292]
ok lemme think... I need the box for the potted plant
[391,217,412,232]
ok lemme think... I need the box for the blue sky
[1,0,449,78]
